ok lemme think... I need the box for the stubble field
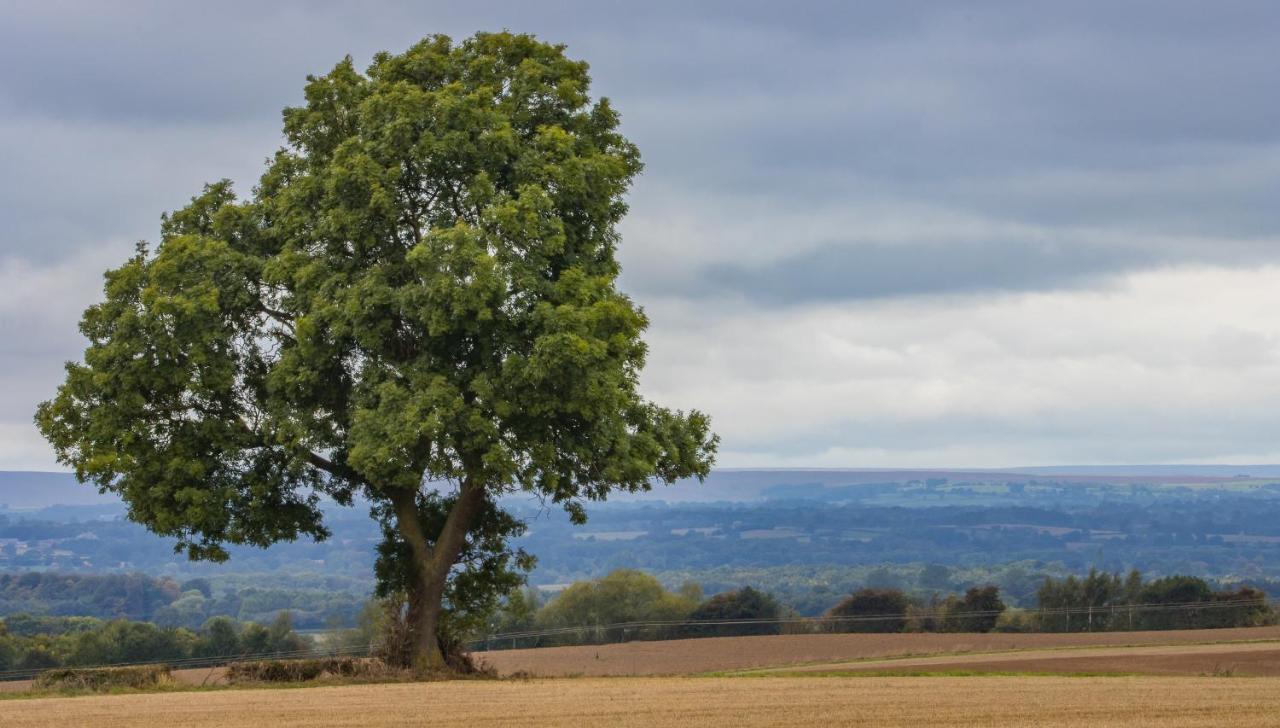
[5,675,1280,727]
[6,628,1280,726]
[476,626,1280,676]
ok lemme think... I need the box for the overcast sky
[3,1,1280,470]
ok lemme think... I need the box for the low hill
[0,472,114,510]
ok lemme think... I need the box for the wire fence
[0,642,373,683]
[1,596,1274,682]
[465,596,1280,652]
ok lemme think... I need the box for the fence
[466,595,1280,651]
[1,596,1273,681]
[0,642,372,683]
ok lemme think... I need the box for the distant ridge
[1012,464,1280,478]
[0,471,114,509]
[4,465,1279,510]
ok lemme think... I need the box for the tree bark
[390,479,486,675]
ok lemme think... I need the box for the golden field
[5,675,1280,727]
[5,629,1280,726]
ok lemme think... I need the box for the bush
[825,588,910,633]
[34,665,171,692]
[225,657,396,683]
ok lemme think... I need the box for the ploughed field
[476,626,1280,676]
[6,676,1280,727]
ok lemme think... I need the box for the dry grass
[32,665,172,692]
[478,626,1280,677]
[225,657,400,684]
[3,676,1280,727]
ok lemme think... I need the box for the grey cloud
[697,237,1147,303]
[6,0,1280,468]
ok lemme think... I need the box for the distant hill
[1013,464,1280,478]
[3,465,1280,510]
[0,471,115,509]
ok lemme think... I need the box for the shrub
[34,665,171,692]
[226,657,397,683]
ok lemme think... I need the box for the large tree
[35,32,717,673]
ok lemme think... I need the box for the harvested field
[477,626,1280,676]
[769,642,1280,676]
[5,676,1280,727]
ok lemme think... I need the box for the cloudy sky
[3,1,1280,470]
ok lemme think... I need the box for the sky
[2,1,1280,470]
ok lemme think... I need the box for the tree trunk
[390,480,486,676]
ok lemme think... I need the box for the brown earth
[769,641,1280,676]
[5,676,1280,727]
[2,626,1277,695]
[475,626,1280,677]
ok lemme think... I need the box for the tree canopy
[36,31,717,672]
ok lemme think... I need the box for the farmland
[5,675,1280,727]
[477,626,1280,677]
[3,627,1280,725]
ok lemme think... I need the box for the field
[5,676,1280,727]
[476,626,1280,676]
[5,628,1280,725]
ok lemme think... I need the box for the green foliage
[0,613,311,672]
[825,588,910,633]
[534,569,698,643]
[538,569,699,627]
[686,586,782,636]
[0,570,368,630]
[1035,570,1275,631]
[486,587,543,635]
[35,30,716,665]
[0,573,181,623]
[940,586,1005,633]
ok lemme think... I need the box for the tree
[1139,575,1213,630]
[35,32,717,674]
[197,616,242,658]
[537,570,699,630]
[687,586,782,637]
[942,586,1005,633]
[826,588,910,633]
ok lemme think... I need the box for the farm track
[5,676,1280,727]
[476,626,1280,676]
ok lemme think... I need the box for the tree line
[0,572,364,629]
[0,612,309,675]
[476,568,1275,648]
[1026,569,1273,632]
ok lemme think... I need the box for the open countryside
[6,3,1280,726]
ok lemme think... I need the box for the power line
[1,596,1272,680]
[467,596,1280,650]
